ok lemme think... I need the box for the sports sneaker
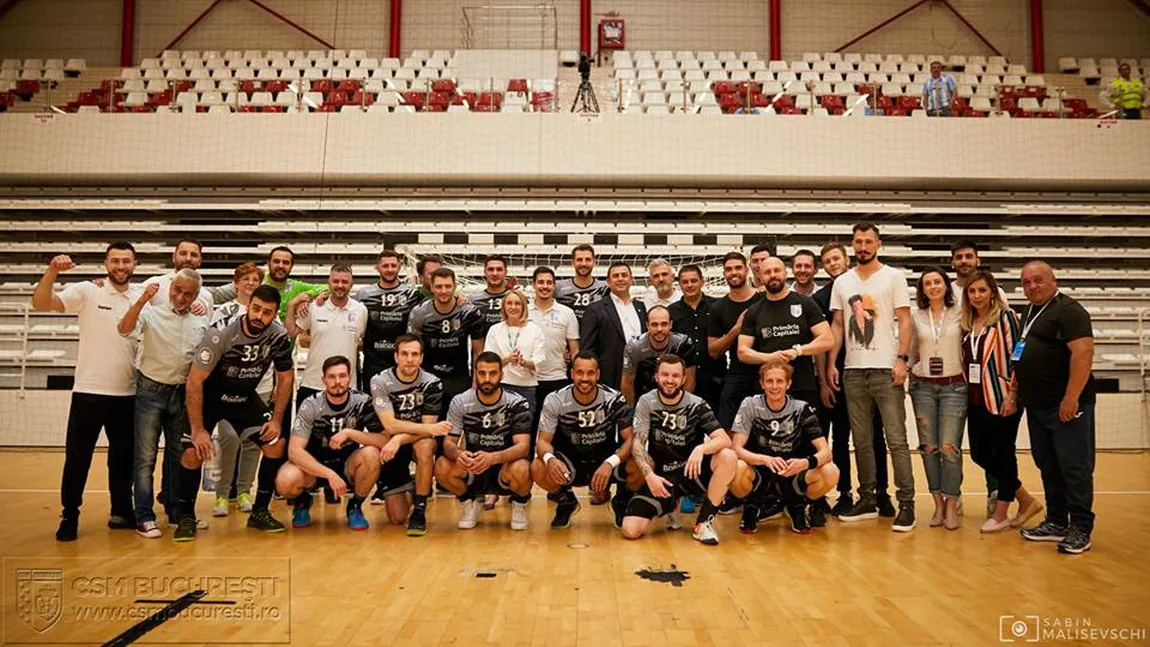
[510,501,529,530]
[457,498,481,529]
[136,520,161,539]
[877,496,897,518]
[247,508,286,533]
[406,507,428,536]
[611,492,630,530]
[237,492,253,513]
[759,498,785,521]
[173,516,197,542]
[55,516,78,542]
[831,494,854,517]
[107,515,135,529]
[809,500,827,528]
[167,518,208,530]
[550,498,580,530]
[787,505,811,534]
[213,496,229,517]
[665,512,683,531]
[692,518,719,545]
[1057,527,1091,555]
[892,505,916,533]
[718,495,743,516]
[1020,519,1068,543]
[678,497,696,514]
[547,491,564,503]
[292,504,312,529]
[370,488,387,505]
[740,504,759,534]
[838,499,879,522]
[346,506,369,531]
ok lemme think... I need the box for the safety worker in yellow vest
[1109,63,1146,120]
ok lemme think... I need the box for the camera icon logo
[999,615,1040,642]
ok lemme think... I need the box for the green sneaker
[246,508,286,533]
[173,516,197,542]
[213,496,229,517]
[236,492,253,513]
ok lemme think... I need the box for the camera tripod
[570,79,599,113]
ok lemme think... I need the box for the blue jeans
[133,373,188,524]
[843,369,916,506]
[909,378,967,497]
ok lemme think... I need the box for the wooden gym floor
[0,450,1147,646]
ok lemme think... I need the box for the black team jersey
[731,395,821,459]
[193,316,294,405]
[369,367,444,424]
[446,389,533,452]
[467,289,508,338]
[538,384,631,464]
[408,300,486,379]
[633,390,722,478]
[623,332,696,397]
[355,282,425,372]
[555,278,610,321]
[292,390,381,463]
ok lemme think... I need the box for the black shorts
[464,464,514,496]
[377,444,415,497]
[551,451,626,489]
[625,460,714,520]
[186,397,273,450]
[750,465,811,505]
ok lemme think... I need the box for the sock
[697,498,719,525]
[413,493,428,511]
[253,456,285,511]
[177,465,202,518]
[510,493,531,505]
[347,494,365,511]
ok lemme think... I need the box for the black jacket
[580,295,648,389]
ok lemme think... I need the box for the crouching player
[730,363,840,535]
[276,356,385,531]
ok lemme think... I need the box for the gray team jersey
[467,288,508,337]
[370,367,444,424]
[622,331,696,396]
[291,390,381,459]
[539,384,632,463]
[408,300,486,379]
[193,316,293,404]
[634,390,722,477]
[446,388,532,452]
[355,282,425,370]
[211,300,245,329]
[555,278,609,321]
[731,395,821,459]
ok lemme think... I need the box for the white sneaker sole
[839,512,879,522]
[892,522,917,532]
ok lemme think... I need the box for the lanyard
[968,327,988,363]
[507,325,520,350]
[927,307,946,347]
[1021,292,1058,340]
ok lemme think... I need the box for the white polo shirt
[143,272,213,310]
[135,303,210,385]
[528,301,580,381]
[295,297,368,390]
[59,281,144,396]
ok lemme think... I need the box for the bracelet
[604,454,621,468]
[543,452,556,464]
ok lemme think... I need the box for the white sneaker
[213,496,229,517]
[136,520,161,539]
[665,512,683,531]
[693,518,719,545]
[510,501,528,530]
[458,498,481,529]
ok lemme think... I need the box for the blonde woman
[484,290,546,416]
[961,270,1043,533]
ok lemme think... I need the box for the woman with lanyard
[909,268,967,530]
[484,288,546,416]
[961,270,1043,533]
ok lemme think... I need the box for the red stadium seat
[433,79,456,93]
[820,95,845,110]
[241,80,260,94]
[336,79,361,94]
[312,79,333,93]
[507,78,528,93]
[265,80,288,94]
[348,90,374,106]
[401,92,425,108]
[713,81,735,94]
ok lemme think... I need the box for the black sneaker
[55,516,78,542]
[838,499,878,522]
[107,515,135,529]
[406,507,428,536]
[809,500,827,528]
[370,488,387,506]
[786,505,811,535]
[546,491,564,503]
[611,491,630,530]
[550,498,581,530]
[247,508,286,533]
[831,494,854,517]
[877,496,897,518]
[323,485,341,504]
[1057,527,1091,555]
[759,498,785,521]
[1021,519,1069,542]
[740,504,759,534]
[173,516,197,542]
[718,495,743,516]
[892,505,916,533]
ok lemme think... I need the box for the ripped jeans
[909,377,968,498]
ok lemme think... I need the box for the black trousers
[694,372,724,416]
[818,387,888,496]
[717,373,760,430]
[967,403,1023,503]
[61,392,136,519]
[1027,404,1096,534]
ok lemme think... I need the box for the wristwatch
[897,354,910,363]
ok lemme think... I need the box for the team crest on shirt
[790,304,803,318]
[374,396,385,408]
[760,327,772,338]
[198,348,213,363]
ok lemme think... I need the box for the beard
[246,316,268,333]
[327,385,348,398]
[658,384,682,400]
[107,269,133,286]
[855,252,875,265]
[477,381,499,395]
[726,275,746,289]
[269,268,289,282]
[766,279,785,294]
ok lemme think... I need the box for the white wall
[1044,0,1150,69]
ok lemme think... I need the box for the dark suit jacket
[580,295,647,389]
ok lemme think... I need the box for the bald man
[1013,261,1096,555]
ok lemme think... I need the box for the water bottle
[201,439,222,493]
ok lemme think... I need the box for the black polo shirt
[669,295,726,378]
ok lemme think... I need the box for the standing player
[212,246,327,320]
[408,267,486,412]
[709,252,765,429]
[730,363,840,534]
[33,244,143,541]
[434,352,534,530]
[370,334,449,535]
[622,306,696,404]
[622,355,737,545]
[468,255,512,338]
[175,285,295,541]
[286,264,368,404]
[556,244,609,322]
[532,352,634,529]
[416,255,443,299]
[356,249,425,391]
[276,356,384,531]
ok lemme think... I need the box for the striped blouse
[962,308,1021,415]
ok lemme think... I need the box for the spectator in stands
[923,61,958,117]
[580,262,647,390]
[485,289,546,416]
[670,264,724,413]
[117,268,210,539]
[908,267,966,530]
[961,270,1042,533]
[791,249,818,297]
[641,258,681,307]
[1015,261,1097,555]
[32,244,142,542]
[1108,63,1145,120]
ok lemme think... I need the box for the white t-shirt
[484,321,547,387]
[830,264,911,369]
[528,301,580,381]
[135,303,210,385]
[295,297,368,390]
[59,281,144,396]
[143,272,213,311]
